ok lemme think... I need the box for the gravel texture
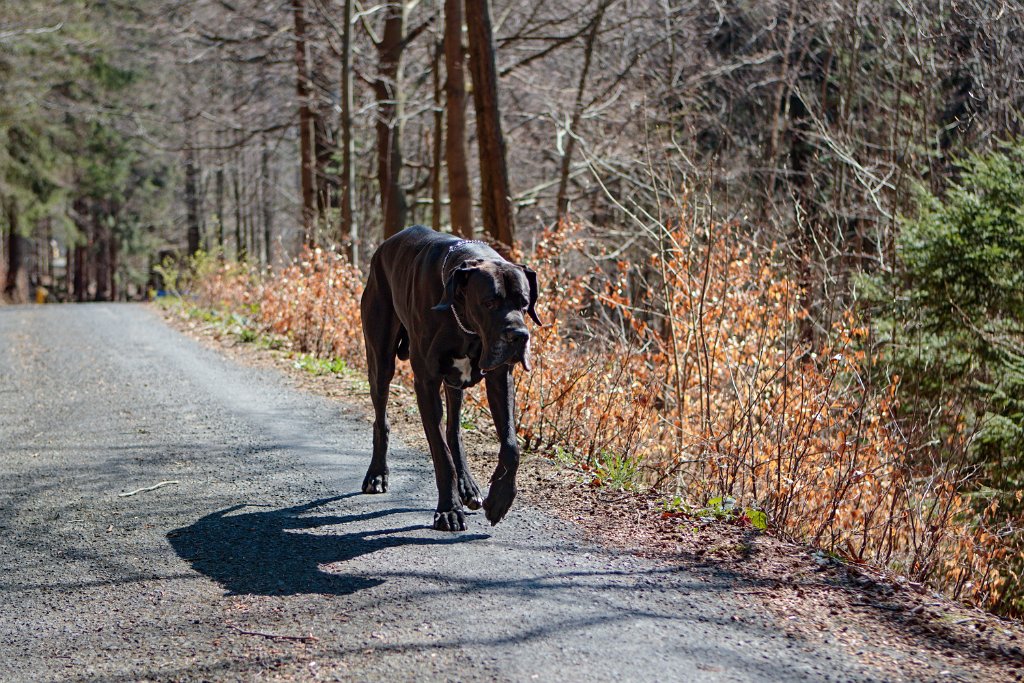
[0,303,883,681]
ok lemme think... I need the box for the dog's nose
[504,328,529,346]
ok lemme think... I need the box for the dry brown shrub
[517,220,1019,613]
[258,247,365,361]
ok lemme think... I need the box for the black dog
[360,225,540,531]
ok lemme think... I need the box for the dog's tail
[396,326,410,361]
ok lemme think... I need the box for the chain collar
[440,239,487,337]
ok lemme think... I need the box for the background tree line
[3,1,1021,301]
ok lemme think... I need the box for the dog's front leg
[482,368,519,526]
[414,376,466,531]
[445,385,484,510]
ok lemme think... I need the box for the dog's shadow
[167,494,486,596]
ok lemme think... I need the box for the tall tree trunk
[374,2,409,239]
[246,185,256,263]
[64,245,72,301]
[38,217,51,293]
[431,36,443,232]
[444,0,473,237]
[7,235,31,304]
[339,0,358,262]
[233,164,245,261]
[4,197,30,304]
[108,227,119,301]
[313,56,335,236]
[185,144,202,256]
[465,0,513,246]
[762,0,799,224]
[556,2,606,222]
[73,246,86,302]
[0,198,6,291]
[93,203,111,302]
[215,164,225,251]
[261,134,274,265]
[293,0,317,244]
[71,198,88,302]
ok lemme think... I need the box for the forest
[2,1,1022,616]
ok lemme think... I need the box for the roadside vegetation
[164,143,1023,617]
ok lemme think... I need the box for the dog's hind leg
[445,385,483,510]
[360,275,400,495]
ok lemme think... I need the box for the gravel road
[0,303,877,682]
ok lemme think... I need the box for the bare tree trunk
[465,0,513,246]
[7,235,31,304]
[71,198,88,302]
[94,203,111,302]
[185,145,202,256]
[108,227,119,301]
[261,134,274,265]
[73,246,86,302]
[374,2,409,239]
[247,195,256,264]
[313,56,335,238]
[232,162,245,261]
[293,0,317,245]
[0,197,8,298]
[63,245,72,301]
[444,0,473,237]
[38,217,51,294]
[0,198,6,291]
[762,0,799,221]
[215,164,225,251]
[4,197,30,304]
[431,36,444,231]
[556,2,605,221]
[340,0,357,262]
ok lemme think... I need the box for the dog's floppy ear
[519,264,542,325]
[433,263,474,312]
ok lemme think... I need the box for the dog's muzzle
[482,327,532,373]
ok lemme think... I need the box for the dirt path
[0,303,1019,682]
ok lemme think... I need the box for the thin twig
[118,481,180,497]
[230,625,319,642]
[0,23,64,43]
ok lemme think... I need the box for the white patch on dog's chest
[451,357,473,384]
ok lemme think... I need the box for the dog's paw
[458,475,484,510]
[483,476,517,526]
[361,471,388,494]
[432,509,467,531]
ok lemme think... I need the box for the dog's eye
[484,298,499,310]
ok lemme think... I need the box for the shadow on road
[167,494,486,596]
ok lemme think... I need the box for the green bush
[868,139,1024,492]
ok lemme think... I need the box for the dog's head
[433,258,541,372]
